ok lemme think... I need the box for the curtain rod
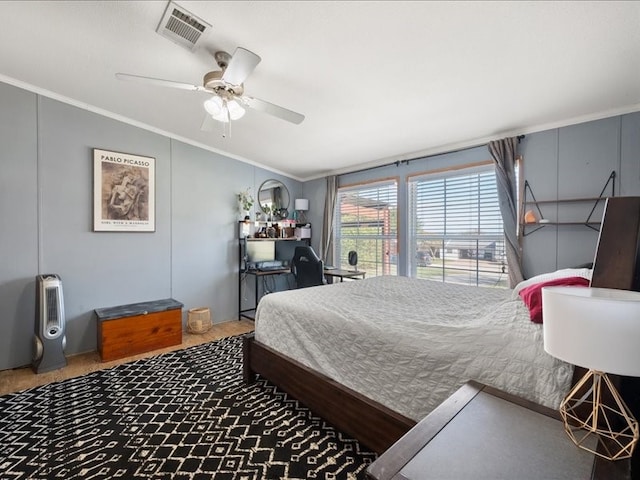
[342,135,525,177]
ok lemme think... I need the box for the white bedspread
[255,275,573,421]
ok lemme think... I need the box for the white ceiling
[1,1,639,181]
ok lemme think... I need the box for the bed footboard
[242,333,415,454]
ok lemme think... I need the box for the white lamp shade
[204,96,246,123]
[211,110,229,122]
[542,286,640,376]
[227,99,245,120]
[294,198,309,211]
[204,96,224,116]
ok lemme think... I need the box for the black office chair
[290,246,326,288]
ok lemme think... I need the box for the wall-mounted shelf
[521,170,615,237]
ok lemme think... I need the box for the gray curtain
[489,137,524,287]
[320,175,338,265]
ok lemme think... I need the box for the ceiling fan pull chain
[224,99,230,138]
[221,120,227,139]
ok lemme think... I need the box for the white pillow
[511,268,592,299]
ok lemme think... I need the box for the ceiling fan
[116,47,305,129]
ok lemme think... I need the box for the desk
[239,269,291,321]
[324,269,366,282]
[366,380,630,480]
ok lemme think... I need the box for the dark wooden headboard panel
[590,196,640,291]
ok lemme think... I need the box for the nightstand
[366,380,631,480]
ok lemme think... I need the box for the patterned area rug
[0,335,376,479]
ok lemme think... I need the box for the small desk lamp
[294,198,309,223]
[542,286,640,460]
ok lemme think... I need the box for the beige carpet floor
[0,319,255,396]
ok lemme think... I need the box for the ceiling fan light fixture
[211,110,229,123]
[227,99,245,120]
[203,96,224,116]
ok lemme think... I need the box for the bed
[243,196,640,454]
[244,275,576,453]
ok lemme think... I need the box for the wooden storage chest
[95,298,183,362]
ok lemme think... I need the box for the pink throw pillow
[518,276,590,323]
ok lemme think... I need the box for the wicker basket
[187,307,212,334]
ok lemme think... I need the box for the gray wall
[300,176,325,255]
[3,75,639,371]
[1,83,38,370]
[519,116,633,276]
[302,112,640,279]
[0,81,302,370]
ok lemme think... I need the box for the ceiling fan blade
[242,96,305,125]
[221,48,261,86]
[115,73,209,92]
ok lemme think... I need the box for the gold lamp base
[560,370,639,460]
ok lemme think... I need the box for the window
[334,180,398,277]
[408,165,507,287]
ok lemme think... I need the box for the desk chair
[290,246,326,288]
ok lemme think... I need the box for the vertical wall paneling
[556,117,619,269]
[170,140,252,325]
[302,177,327,255]
[620,112,640,196]
[0,81,304,370]
[37,97,173,356]
[0,83,39,369]
[517,116,638,278]
[520,130,561,277]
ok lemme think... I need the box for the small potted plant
[237,188,254,220]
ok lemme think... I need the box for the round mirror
[258,179,290,219]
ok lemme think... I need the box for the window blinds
[334,180,398,277]
[408,167,507,287]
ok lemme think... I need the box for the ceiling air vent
[156,1,211,51]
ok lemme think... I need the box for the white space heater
[32,274,67,373]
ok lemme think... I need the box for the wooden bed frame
[242,334,415,454]
[243,196,640,456]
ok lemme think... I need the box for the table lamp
[542,286,640,460]
[294,198,309,223]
